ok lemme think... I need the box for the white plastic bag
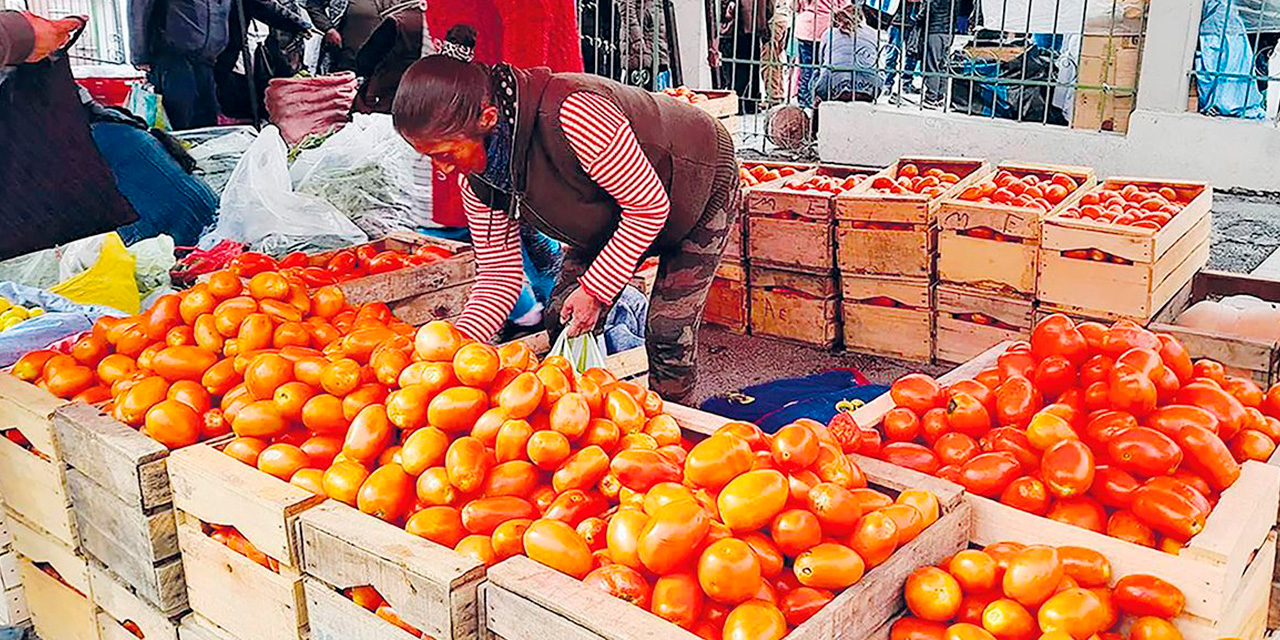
[203,125,368,255]
[291,114,421,238]
[548,331,608,377]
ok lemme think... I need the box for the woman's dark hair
[392,25,491,140]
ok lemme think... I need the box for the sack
[291,114,420,239]
[0,281,126,367]
[548,331,608,377]
[203,125,368,256]
[48,233,141,314]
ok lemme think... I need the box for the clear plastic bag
[203,125,368,256]
[548,331,608,377]
[0,282,127,367]
[48,233,141,314]
[291,114,420,239]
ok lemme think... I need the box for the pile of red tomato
[955,171,1082,212]
[867,164,963,198]
[896,543,1187,640]
[660,86,710,105]
[852,314,1280,551]
[741,163,802,188]
[1056,184,1197,230]
[781,174,866,195]
[227,242,455,288]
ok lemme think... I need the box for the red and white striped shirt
[456,91,671,341]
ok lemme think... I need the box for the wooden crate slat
[298,501,484,640]
[0,430,76,549]
[53,402,171,511]
[7,507,89,595]
[390,281,474,326]
[303,578,421,640]
[90,562,182,640]
[0,584,29,627]
[19,556,97,640]
[842,302,933,362]
[936,232,1038,296]
[936,161,1097,238]
[329,233,476,306]
[836,224,936,278]
[177,614,240,640]
[747,217,834,272]
[0,373,67,458]
[168,444,324,565]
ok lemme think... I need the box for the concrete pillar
[673,0,713,88]
[1136,0,1204,113]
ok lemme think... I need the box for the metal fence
[1189,0,1280,120]
[578,0,1150,153]
[5,0,129,65]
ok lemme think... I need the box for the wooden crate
[841,274,934,362]
[705,259,749,333]
[934,284,1034,365]
[748,165,880,273]
[1039,178,1213,321]
[177,614,238,640]
[20,555,97,640]
[1148,270,1280,387]
[0,374,76,549]
[485,403,972,640]
[851,342,1280,635]
[91,562,183,640]
[298,501,486,640]
[168,444,326,640]
[54,402,188,615]
[749,265,839,349]
[724,216,745,262]
[309,232,476,322]
[836,156,989,225]
[936,162,1096,296]
[836,221,937,279]
[0,548,28,627]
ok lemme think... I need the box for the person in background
[794,0,849,107]
[391,27,741,402]
[811,2,880,103]
[130,0,231,129]
[621,0,670,89]
[883,0,921,95]
[760,0,792,105]
[216,0,312,120]
[920,0,953,107]
[307,0,416,71]
[726,0,772,113]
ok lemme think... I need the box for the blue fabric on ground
[90,123,218,247]
[603,286,648,354]
[0,626,26,639]
[701,370,887,433]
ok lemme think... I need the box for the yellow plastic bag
[49,233,141,314]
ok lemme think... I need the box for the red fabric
[425,0,584,228]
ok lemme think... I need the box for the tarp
[1238,0,1280,32]
[978,0,1145,35]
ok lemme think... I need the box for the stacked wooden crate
[1037,177,1213,323]
[746,165,878,348]
[320,233,476,326]
[835,157,987,361]
[934,162,1096,364]
[0,509,28,629]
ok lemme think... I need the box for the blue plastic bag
[1196,0,1267,119]
[700,370,888,433]
[0,282,127,367]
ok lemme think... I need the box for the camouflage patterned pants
[546,124,741,403]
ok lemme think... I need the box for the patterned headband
[439,40,475,63]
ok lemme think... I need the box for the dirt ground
[686,190,1280,406]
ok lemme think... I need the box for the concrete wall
[811,0,1280,192]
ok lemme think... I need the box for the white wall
[816,0,1280,192]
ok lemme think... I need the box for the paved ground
[686,190,1280,407]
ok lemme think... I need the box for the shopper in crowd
[795,0,850,107]
[391,27,741,402]
[761,0,793,106]
[216,0,312,120]
[1,11,140,259]
[621,0,670,89]
[920,0,954,107]
[307,0,416,72]
[725,0,772,113]
[812,3,881,103]
[130,0,232,129]
[883,0,922,95]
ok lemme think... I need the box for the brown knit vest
[468,68,724,255]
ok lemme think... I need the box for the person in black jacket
[130,0,233,128]
[920,0,954,107]
[213,0,311,121]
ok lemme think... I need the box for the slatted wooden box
[852,342,1280,640]
[1039,178,1213,321]
[0,374,76,551]
[298,502,486,640]
[749,265,839,349]
[835,157,988,278]
[10,506,97,640]
[934,284,1035,365]
[0,541,28,628]
[483,404,972,640]
[737,160,819,263]
[168,444,326,640]
[704,259,749,333]
[91,561,185,640]
[748,165,879,273]
[1147,270,1280,388]
[841,274,934,362]
[936,162,1096,297]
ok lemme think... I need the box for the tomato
[1031,315,1089,365]
[1054,546,1111,588]
[945,392,991,438]
[1002,546,1063,608]
[1033,356,1077,400]
[684,434,754,490]
[905,567,962,621]
[984,427,1040,471]
[994,377,1041,428]
[779,586,834,627]
[481,460,539,498]
[957,452,1021,498]
[543,489,609,526]
[143,400,201,449]
[718,470,788,532]
[583,564,652,608]
[882,442,941,475]
[638,500,709,574]
[1107,427,1182,477]
[1112,574,1185,617]
[428,386,490,434]
[460,496,539,535]
[651,572,704,629]
[997,476,1049,515]
[1178,380,1246,439]
[934,432,981,467]
[357,464,415,523]
[1047,496,1107,532]
[847,510,898,567]
[1230,428,1277,462]
[445,436,492,494]
[1174,424,1240,490]
[527,430,571,470]
[609,448,682,492]
[1130,478,1207,540]
[722,600,787,640]
[1090,465,1139,508]
[880,407,921,443]
[551,445,609,493]
[1152,333,1194,383]
[604,508,649,569]
[997,351,1036,383]
[1129,617,1182,640]
[770,508,822,558]
[231,400,286,439]
[1078,355,1114,388]
[892,374,945,415]
[1107,363,1158,416]
[891,618,948,640]
[488,519,533,561]
[341,404,393,464]
[696,538,763,605]
[1037,588,1107,640]
[519,518,593,578]
[1040,439,1094,498]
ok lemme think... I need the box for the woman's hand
[560,286,604,337]
[24,13,82,63]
